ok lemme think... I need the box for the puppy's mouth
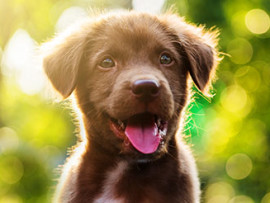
[109,113,168,154]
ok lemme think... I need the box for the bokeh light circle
[220,85,249,114]
[227,38,253,64]
[229,195,254,203]
[205,182,235,203]
[0,156,24,184]
[245,9,270,34]
[235,66,261,92]
[226,153,253,180]
[262,192,270,203]
[0,127,19,153]
[0,194,23,203]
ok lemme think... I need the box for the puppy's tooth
[118,120,123,125]
[117,120,125,130]
[162,129,167,136]
[120,123,125,130]
[159,129,166,137]
[157,118,161,127]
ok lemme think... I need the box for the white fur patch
[93,161,128,203]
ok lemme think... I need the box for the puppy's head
[42,11,219,161]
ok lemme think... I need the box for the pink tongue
[125,114,160,154]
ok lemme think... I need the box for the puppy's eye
[99,57,115,68]
[160,53,173,65]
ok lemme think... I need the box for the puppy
[42,11,219,203]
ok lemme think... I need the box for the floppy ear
[41,22,90,98]
[180,36,216,93]
[161,14,219,94]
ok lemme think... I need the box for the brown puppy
[43,11,219,203]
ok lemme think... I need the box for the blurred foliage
[0,0,270,202]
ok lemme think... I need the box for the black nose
[132,79,160,101]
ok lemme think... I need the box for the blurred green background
[0,0,270,202]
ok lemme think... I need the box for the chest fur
[92,159,193,203]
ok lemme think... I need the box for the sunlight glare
[56,6,88,33]
[1,29,45,95]
[132,0,165,13]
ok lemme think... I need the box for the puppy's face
[43,12,218,161]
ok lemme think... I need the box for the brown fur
[42,11,219,203]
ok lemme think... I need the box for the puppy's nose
[132,79,160,101]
